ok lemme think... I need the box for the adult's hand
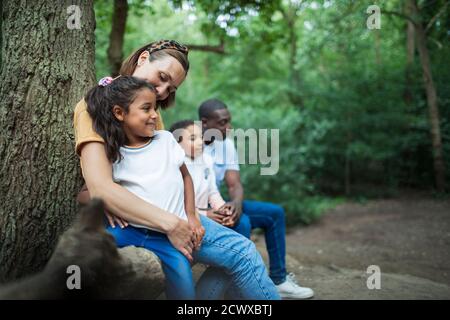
[222,201,242,227]
[105,209,129,229]
[166,218,197,263]
[77,184,129,229]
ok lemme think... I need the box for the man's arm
[80,142,195,261]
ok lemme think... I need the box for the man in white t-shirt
[198,99,314,300]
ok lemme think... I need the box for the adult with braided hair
[74,40,279,300]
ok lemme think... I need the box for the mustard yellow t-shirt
[73,99,165,156]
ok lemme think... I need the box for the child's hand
[188,214,205,250]
[217,204,233,216]
[206,209,226,224]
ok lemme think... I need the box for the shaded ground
[254,194,450,299]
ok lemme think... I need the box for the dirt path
[253,195,450,299]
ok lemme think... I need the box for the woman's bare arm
[80,142,195,261]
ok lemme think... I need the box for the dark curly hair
[85,76,156,163]
[169,119,195,143]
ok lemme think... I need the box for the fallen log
[0,199,165,299]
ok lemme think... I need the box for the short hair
[169,119,195,133]
[169,119,195,143]
[198,99,228,120]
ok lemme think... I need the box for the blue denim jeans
[106,225,196,300]
[194,215,280,300]
[107,215,280,300]
[231,200,287,285]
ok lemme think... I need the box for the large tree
[408,0,446,192]
[0,0,96,282]
[107,0,129,76]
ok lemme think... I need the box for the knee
[272,205,285,221]
[240,214,251,230]
[234,214,252,239]
[170,251,192,271]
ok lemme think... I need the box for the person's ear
[137,50,150,67]
[201,117,208,128]
[113,105,125,121]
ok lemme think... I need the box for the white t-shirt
[184,154,224,215]
[112,130,187,229]
[203,138,240,189]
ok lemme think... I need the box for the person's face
[132,52,186,102]
[178,124,203,159]
[203,108,232,140]
[113,88,158,143]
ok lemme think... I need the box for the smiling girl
[85,76,202,299]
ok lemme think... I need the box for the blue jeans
[107,215,280,300]
[194,215,280,300]
[231,200,287,285]
[107,225,196,300]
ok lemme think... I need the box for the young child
[169,120,232,222]
[85,76,202,300]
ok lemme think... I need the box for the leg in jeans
[194,215,280,300]
[242,200,287,285]
[106,225,196,300]
[230,213,252,239]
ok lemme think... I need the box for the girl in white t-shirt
[84,76,280,300]
[85,76,203,299]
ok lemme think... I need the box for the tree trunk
[404,0,415,105]
[284,6,304,108]
[107,0,128,77]
[0,0,96,282]
[409,0,446,192]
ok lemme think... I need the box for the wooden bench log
[0,199,165,299]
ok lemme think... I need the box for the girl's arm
[80,142,195,261]
[180,163,196,218]
[180,163,205,248]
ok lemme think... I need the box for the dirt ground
[253,194,450,299]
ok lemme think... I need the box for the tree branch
[425,1,449,33]
[186,42,225,54]
[383,10,416,25]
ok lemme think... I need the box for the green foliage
[93,0,450,224]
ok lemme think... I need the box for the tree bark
[403,0,415,105]
[281,4,304,108]
[0,0,96,282]
[107,0,128,77]
[409,0,446,192]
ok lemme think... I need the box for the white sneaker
[276,273,314,299]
